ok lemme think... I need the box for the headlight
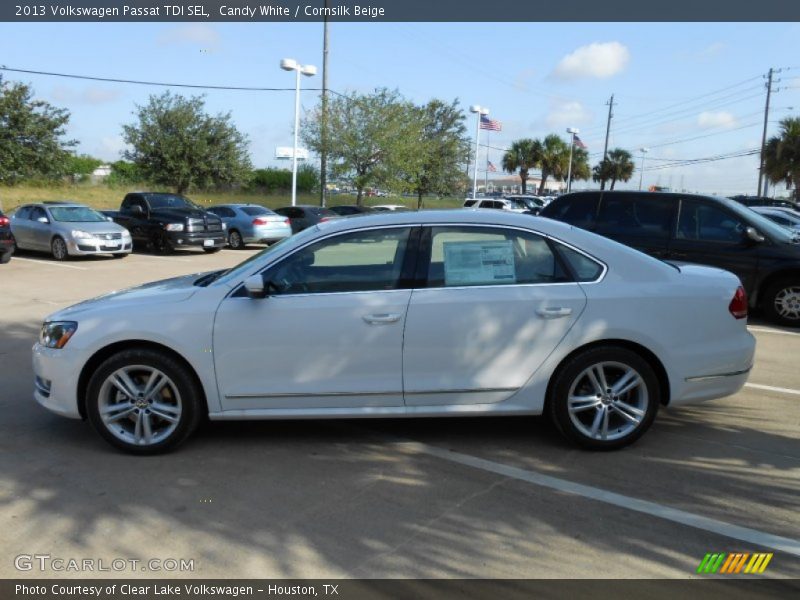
[221,223,227,230]
[164,223,184,232]
[40,321,78,349]
[71,230,94,239]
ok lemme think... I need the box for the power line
[643,148,759,172]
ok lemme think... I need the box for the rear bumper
[247,225,292,244]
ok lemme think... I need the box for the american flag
[480,115,502,131]
[487,161,497,173]
[574,135,587,149]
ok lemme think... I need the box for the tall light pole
[280,58,317,206]
[638,147,649,191]
[470,105,489,199]
[566,127,578,193]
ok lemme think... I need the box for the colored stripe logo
[697,552,773,574]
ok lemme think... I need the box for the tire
[762,279,800,327]
[548,346,660,450]
[150,231,173,255]
[228,230,245,250]
[203,247,222,254]
[51,236,69,261]
[0,248,11,264]
[86,348,204,454]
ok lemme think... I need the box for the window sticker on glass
[443,240,517,286]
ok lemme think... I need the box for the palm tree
[765,117,800,200]
[537,134,570,194]
[502,138,541,194]
[593,148,635,190]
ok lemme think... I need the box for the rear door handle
[363,313,402,325]
[536,307,573,319]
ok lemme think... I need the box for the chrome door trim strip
[225,387,518,400]
[685,367,752,382]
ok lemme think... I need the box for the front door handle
[363,313,402,325]
[536,307,573,319]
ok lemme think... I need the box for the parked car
[750,206,800,232]
[106,193,226,254]
[328,205,376,217]
[274,205,340,233]
[730,195,800,211]
[0,210,15,264]
[32,210,754,454]
[10,202,132,260]
[372,204,410,212]
[541,190,800,326]
[505,195,546,213]
[206,204,292,249]
[463,198,529,213]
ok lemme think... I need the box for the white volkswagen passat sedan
[32,211,756,454]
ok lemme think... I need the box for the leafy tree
[303,88,418,205]
[593,148,635,190]
[537,134,571,194]
[567,147,592,188]
[249,165,319,194]
[296,164,319,194]
[122,91,251,194]
[502,139,542,194]
[398,99,471,208]
[765,117,800,200]
[0,77,76,184]
[65,154,103,182]
[106,160,142,185]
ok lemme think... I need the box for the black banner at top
[2,0,800,22]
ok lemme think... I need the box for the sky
[1,21,799,196]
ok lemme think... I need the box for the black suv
[0,209,15,264]
[541,191,800,326]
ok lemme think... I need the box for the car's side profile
[32,211,755,454]
[206,204,292,249]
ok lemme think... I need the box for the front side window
[263,227,413,294]
[426,226,570,288]
[677,200,745,243]
[30,207,48,222]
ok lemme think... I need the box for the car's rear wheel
[51,236,68,261]
[228,230,245,250]
[762,279,800,327]
[549,346,659,450]
[86,348,203,454]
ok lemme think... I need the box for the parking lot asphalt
[1,247,799,580]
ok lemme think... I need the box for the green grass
[0,183,465,212]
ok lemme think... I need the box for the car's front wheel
[762,279,800,327]
[86,348,203,454]
[51,236,69,261]
[549,346,659,450]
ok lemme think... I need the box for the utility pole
[319,1,330,207]
[757,68,774,198]
[602,94,614,160]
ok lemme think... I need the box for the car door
[213,226,418,411]
[28,207,52,250]
[668,198,760,292]
[594,193,674,258]
[403,225,587,406]
[10,206,32,248]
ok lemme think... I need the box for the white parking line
[745,382,800,396]
[399,441,800,557]
[748,326,800,337]
[11,257,88,270]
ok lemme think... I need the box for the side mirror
[36,216,49,224]
[243,275,267,299]
[745,226,765,243]
[107,216,114,222]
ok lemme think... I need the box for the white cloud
[697,111,737,129]
[552,42,630,80]
[157,24,221,51]
[545,100,592,128]
[696,42,726,59]
[50,86,122,105]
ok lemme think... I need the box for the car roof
[29,201,86,208]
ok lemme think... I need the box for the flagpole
[484,131,490,194]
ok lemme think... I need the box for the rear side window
[546,195,598,229]
[463,200,477,207]
[677,200,745,243]
[14,206,31,220]
[555,244,604,282]
[596,195,674,240]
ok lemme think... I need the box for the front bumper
[167,232,227,249]
[68,238,132,256]
[32,342,84,419]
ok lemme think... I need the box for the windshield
[49,206,108,222]
[721,197,797,243]
[214,226,322,286]
[146,194,201,210]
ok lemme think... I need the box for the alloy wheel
[51,237,67,260]
[773,286,800,321]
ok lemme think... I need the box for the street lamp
[638,147,649,191]
[566,127,579,193]
[280,58,317,206]
[470,104,489,199]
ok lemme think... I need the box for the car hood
[48,273,203,319]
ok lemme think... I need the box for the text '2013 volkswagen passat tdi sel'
[33,211,756,454]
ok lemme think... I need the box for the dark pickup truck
[106,192,227,254]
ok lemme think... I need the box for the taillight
[0,216,9,227]
[729,286,748,319]
[283,218,290,225]
[320,217,331,222]
[252,218,268,225]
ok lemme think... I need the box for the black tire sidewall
[51,237,68,261]
[229,230,244,249]
[86,348,203,454]
[762,279,800,327]
[549,346,660,450]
